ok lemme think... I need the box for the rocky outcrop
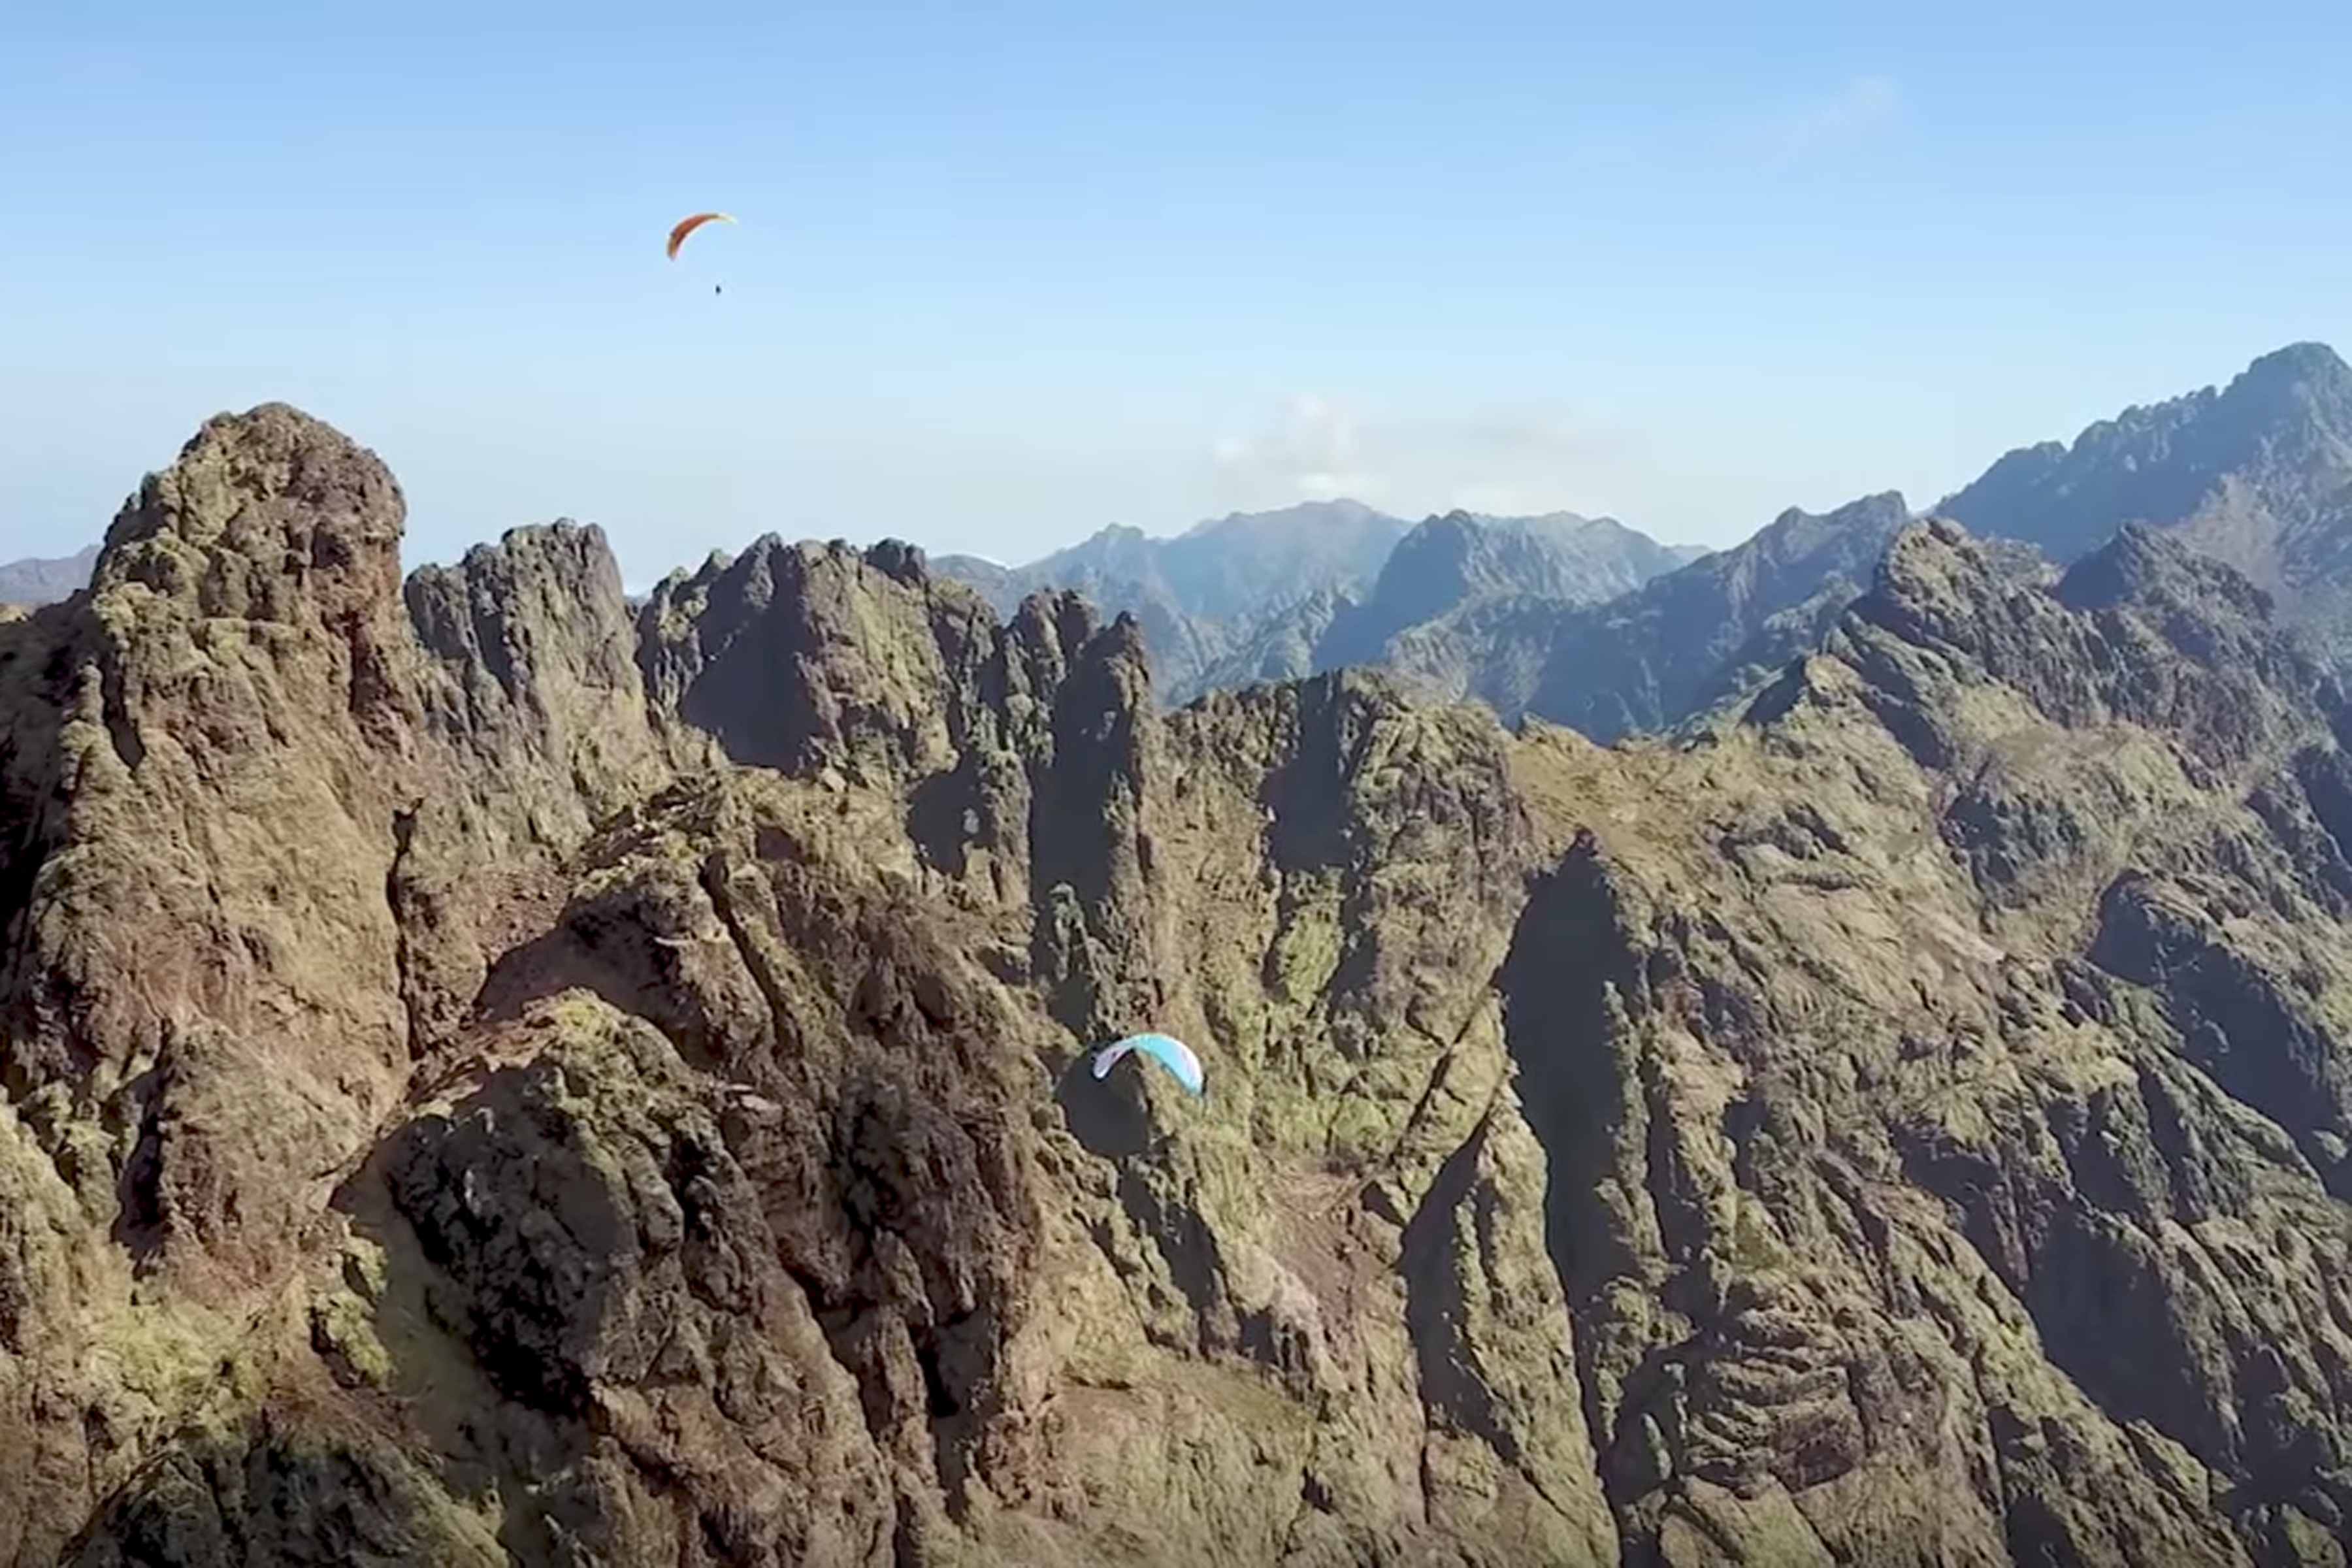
[0,410,674,1559]
[12,405,2352,1565]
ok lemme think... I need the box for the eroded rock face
[11,404,2352,1566]
[1495,521,2352,1566]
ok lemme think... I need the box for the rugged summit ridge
[1941,342,2352,574]
[1263,342,2352,744]
[10,404,2352,1565]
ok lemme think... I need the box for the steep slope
[1499,516,2352,1566]
[0,543,99,606]
[16,404,2352,1565]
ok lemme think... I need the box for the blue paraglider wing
[1091,1032,1205,1096]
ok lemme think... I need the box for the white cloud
[1450,412,1631,465]
[1206,393,1641,517]
[1444,482,1552,517]
[1209,393,1384,502]
[1759,74,1899,152]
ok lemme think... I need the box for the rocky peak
[2182,340,2352,485]
[638,534,956,777]
[0,410,670,1291]
[94,402,419,745]
[2056,519,2279,621]
[97,402,405,617]
[1354,510,1512,628]
[1307,508,1695,692]
[1850,515,2024,647]
[403,519,672,848]
[406,521,640,711]
[0,407,432,1296]
[1049,521,1161,584]
[1377,507,1685,614]
[2232,339,2352,411]
[1744,489,1911,572]
[636,532,1151,791]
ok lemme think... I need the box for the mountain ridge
[7,402,2352,1561]
[1938,339,2352,658]
[11,339,2352,745]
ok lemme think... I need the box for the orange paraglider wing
[666,211,736,259]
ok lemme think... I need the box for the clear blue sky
[5,0,2349,582]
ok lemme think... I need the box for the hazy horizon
[8,0,2351,584]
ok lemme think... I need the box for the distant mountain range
[0,544,99,608]
[933,500,1707,704]
[929,498,1416,703]
[924,342,2352,736]
[1532,338,2352,742]
[16,341,2352,745]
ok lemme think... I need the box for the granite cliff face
[8,406,2352,1565]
